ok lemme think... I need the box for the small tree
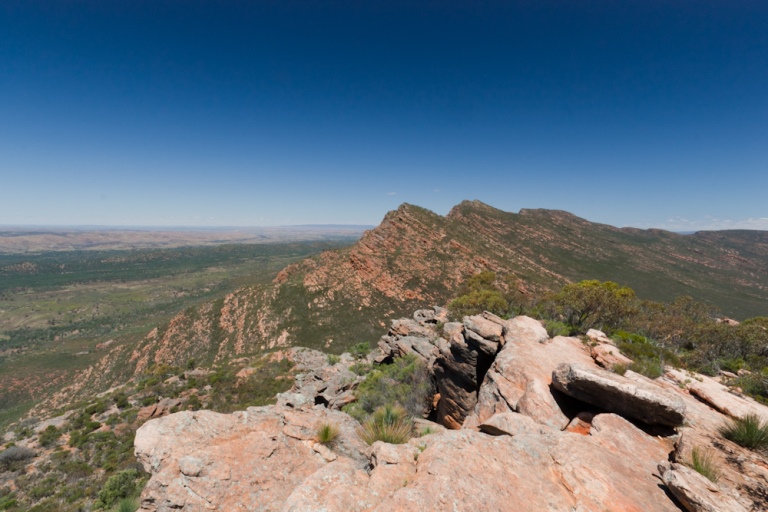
[554,280,637,333]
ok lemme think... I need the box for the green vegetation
[343,355,432,423]
[316,422,340,445]
[0,241,350,429]
[719,414,768,451]
[689,446,721,483]
[358,405,413,446]
[448,271,511,319]
[116,497,139,512]
[95,469,141,509]
[551,280,636,333]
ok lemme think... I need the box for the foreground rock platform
[135,311,768,511]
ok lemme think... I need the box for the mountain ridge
[37,200,768,413]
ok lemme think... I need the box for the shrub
[689,446,721,483]
[0,445,36,471]
[96,469,139,509]
[343,355,433,422]
[38,425,61,448]
[327,354,341,365]
[612,363,628,376]
[350,342,371,359]
[316,422,340,445]
[720,413,768,451]
[358,405,413,445]
[544,320,572,338]
[117,496,140,512]
[720,414,768,450]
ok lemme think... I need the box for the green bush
[38,425,61,448]
[720,413,768,451]
[350,342,371,359]
[343,355,433,422]
[327,354,341,365]
[116,496,140,512]
[316,422,340,445]
[0,445,36,471]
[96,469,139,509]
[544,320,572,338]
[689,446,721,483]
[358,405,413,445]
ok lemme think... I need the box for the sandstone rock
[590,343,633,369]
[413,309,435,324]
[506,315,548,344]
[372,418,680,512]
[666,368,768,423]
[463,315,503,343]
[477,411,550,437]
[552,363,686,427]
[389,318,436,340]
[658,463,748,512]
[470,330,594,430]
[290,363,361,410]
[586,328,613,345]
[135,405,368,512]
[137,398,184,424]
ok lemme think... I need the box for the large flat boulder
[135,406,368,511]
[658,463,748,512]
[552,363,686,427]
[372,415,680,512]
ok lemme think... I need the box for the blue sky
[1,1,766,230]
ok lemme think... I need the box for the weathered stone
[413,309,435,324]
[666,368,768,423]
[470,330,593,430]
[463,315,503,343]
[135,406,368,512]
[591,343,633,369]
[137,398,184,423]
[658,463,748,512]
[463,328,499,357]
[477,411,550,437]
[389,318,436,340]
[586,328,613,345]
[506,315,548,344]
[552,363,686,426]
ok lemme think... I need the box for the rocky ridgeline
[134,308,768,511]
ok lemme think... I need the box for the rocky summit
[134,308,768,511]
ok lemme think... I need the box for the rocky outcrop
[466,323,594,431]
[552,363,687,427]
[135,310,768,512]
[659,463,748,512]
[134,405,369,512]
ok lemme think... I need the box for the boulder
[658,463,748,512]
[552,363,686,427]
[590,343,633,369]
[463,315,503,343]
[469,330,594,430]
[666,368,768,422]
[586,328,613,345]
[135,405,368,512]
[372,417,680,512]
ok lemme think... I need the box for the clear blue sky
[1,1,766,230]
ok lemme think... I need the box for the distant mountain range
[50,199,762,400]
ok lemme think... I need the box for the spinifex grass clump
[359,405,413,445]
[316,422,340,445]
[719,413,768,451]
[689,446,721,483]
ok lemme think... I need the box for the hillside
[47,200,768,410]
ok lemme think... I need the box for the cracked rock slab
[552,363,686,427]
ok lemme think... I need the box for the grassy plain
[0,241,354,428]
